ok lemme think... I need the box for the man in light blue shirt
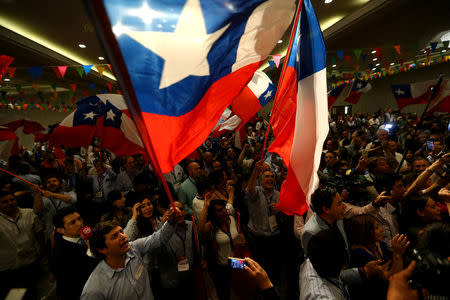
[81,207,179,300]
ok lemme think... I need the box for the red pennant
[107,64,112,72]
[7,67,16,78]
[53,67,61,78]
[82,90,89,98]
[399,59,404,67]
[426,49,431,57]
[106,82,113,91]
[69,83,77,92]
[57,66,67,78]
[393,45,401,55]
[375,47,382,60]
[344,55,351,63]
[116,89,122,95]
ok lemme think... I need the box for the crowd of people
[1,109,449,300]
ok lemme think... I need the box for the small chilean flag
[219,70,275,131]
[327,83,347,109]
[268,0,328,216]
[392,80,436,110]
[343,78,371,104]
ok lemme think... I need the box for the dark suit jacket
[52,236,98,300]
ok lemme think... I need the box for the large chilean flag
[95,0,295,174]
[268,0,328,216]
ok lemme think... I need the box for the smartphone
[427,140,434,150]
[228,257,246,270]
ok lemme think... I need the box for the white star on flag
[263,90,273,100]
[84,111,97,120]
[106,109,116,121]
[395,89,405,96]
[126,0,230,89]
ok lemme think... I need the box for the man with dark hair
[116,156,137,194]
[33,174,77,240]
[52,207,97,300]
[81,207,180,300]
[0,191,43,299]
[300,229,349,300]
[302,187,385,283]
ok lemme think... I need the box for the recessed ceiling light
[325,0,333,3]
[442,49,447,53]
[4,78,10,82]
[372,68,376,71]
[375,63,380,66]
[371,50,376,54]
[79,44,86,48]
[390,62,395,66]
[423,50,427,54]
[372,58,377,61]
[98,56,105,60]
[278,40,283,44]
[332,64,336,67]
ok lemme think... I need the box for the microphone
[80,225,93,240]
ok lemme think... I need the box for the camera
[410,248,450,296]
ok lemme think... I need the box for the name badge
[268,215,278,232]
[95,191,103,198]
[135,264,144,280]
[178,256,189,272]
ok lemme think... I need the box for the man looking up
[177,161,201,217]
[81,206,180,300]
[52,207,97,300]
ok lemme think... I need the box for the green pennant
[443,41,449,50]
[353,49,362,60]
[15,85,22,92]
[51,84,57,91]
[75,66,84,78]
[68,90,74,98]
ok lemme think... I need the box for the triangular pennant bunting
[57,66,67,78]
[272,55,282,68]
[89,83,96,91]
[32,83,40,92]
[353,49,362,60]
[268,60,275,69]
[96,66,105,77]
[430,42,438,52]
[83,65,93,76]
[106,82,113,91]
[7,67,16,78]
[393,45,401,55]
[336,50,344,60]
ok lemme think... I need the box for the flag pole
[260,0,303,161]
[85,0,177,210]
[395,73,444,174]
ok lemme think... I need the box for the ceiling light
[372,58,377,61]
[325,0,333,3]
[372,68,376,71]
[4,78,10,82]
[332,64,336,67]
[423,50,427,53]
[375,63,380,66]
[98,56,105,60]
[78,44,86,48]
[390,62,395,66]
[442,49,447,53]
[278,40,283,44]
[371,50,376,54]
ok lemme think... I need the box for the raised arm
[247,160,265,196]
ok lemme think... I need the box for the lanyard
[49,197,62,211]
[173,224,187,257]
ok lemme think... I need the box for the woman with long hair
[100,190,132,228]
[345,214,409,300]
[198,195,238,300]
